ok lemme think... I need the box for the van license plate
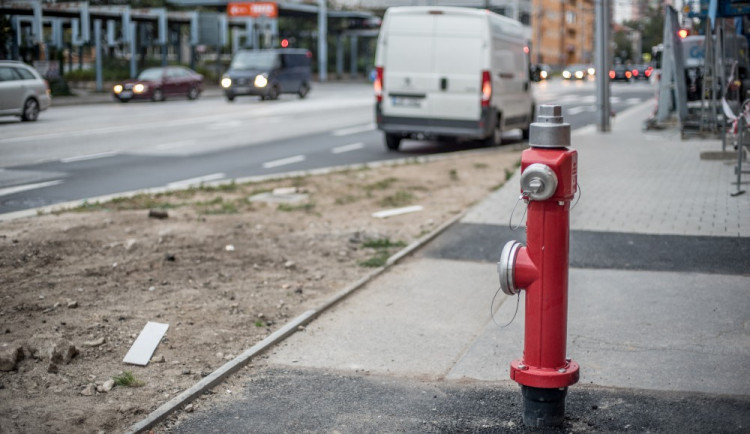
[392,97,421,108]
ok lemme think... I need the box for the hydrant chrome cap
[498,240,522,295]
[529,105,571,149]
[520,163,558,201]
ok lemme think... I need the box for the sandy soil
[0,148,521,433]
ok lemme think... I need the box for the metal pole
[317,0,327,82]
[595,0,610,132]
[94,19,102,92]
[733,111,746,196]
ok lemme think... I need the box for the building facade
[531,0,595,68]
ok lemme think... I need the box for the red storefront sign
[227,2,278,18]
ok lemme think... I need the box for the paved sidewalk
[157,103,750,433]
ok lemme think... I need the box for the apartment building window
[566,11,576,24]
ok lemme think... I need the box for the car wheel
[484,116,502,146]
[298,82,310,99]
[152,88,164,102]
[385,133,401,151]
[269,85,280,101]
[226,94,235,102]
[187,86,200,100]
[21,98,39,122]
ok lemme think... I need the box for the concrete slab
[266,257,504,378]
[449,268,750,396]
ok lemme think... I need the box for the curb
[125,207,469,433]
[0,146,516,223]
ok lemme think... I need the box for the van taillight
[481,70,491,107]
[374,67,384,102]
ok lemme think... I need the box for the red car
[113,66,203,102]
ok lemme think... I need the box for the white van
[374,6,535,150]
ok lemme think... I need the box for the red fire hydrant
[497,104,579,427]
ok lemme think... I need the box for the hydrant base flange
[510,359,580,389]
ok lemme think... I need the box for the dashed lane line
[60,151,118,163]
[331,124,375,137]
[0,180,64,197]
[331,142,365,154]
[262,155,306,169]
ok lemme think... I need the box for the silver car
[0,61,52,121]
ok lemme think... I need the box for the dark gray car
[220,49,312,101]
[0,61,51,121]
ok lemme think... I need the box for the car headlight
[220,77,232,88]
[254,74,268,88]
[588,67,595,76]
[575,71,584,79]
[540,70,548,79]
[113,84,123,94]
[562,71,571,79]
[133,83,146,93]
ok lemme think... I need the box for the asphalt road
[0,79,655,215]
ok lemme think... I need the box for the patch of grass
[379,190,414,208]
[449,169,459,181]
[277,202,316,213]
[254,320,265,327]
[504,168,516,181]
[290,177,307,188]
[196,197,241,215]
[358,237,407,268]
[199,180,238,193]
[490,181,506,191]
[66,195,180,213]
[359,251,391,268]
[362,238,406,249]
[363,177,398,192]
[113,371,144,387]
[335,195,360,205]
[474,163,489,169]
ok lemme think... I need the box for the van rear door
[381,10,484,122]
[431,13,483,121]
[381,12,434,118]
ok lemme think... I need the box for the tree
[623,5,665,58]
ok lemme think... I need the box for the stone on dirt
[49,340,78,364]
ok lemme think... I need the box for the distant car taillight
[632,69,638,77]
[625,71,632,78]
[481,70,492,107]
[609,70,615,79]
[374,66,383,103]
[45,79,50,96]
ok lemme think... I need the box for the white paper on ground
[372,205,423,219]
[122,321,169,366]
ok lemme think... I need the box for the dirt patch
[0,149,520,433]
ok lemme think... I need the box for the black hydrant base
[521,385,568,428]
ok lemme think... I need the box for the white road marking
[155,140,198,151]
[262,155,306,169]
[0,180,63,197]
[208,120,243,130]
[567,106,588,115]
[60,151,118,163]
[167,173,225,188]
[332,123,375,136]
[331,142,365,154]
